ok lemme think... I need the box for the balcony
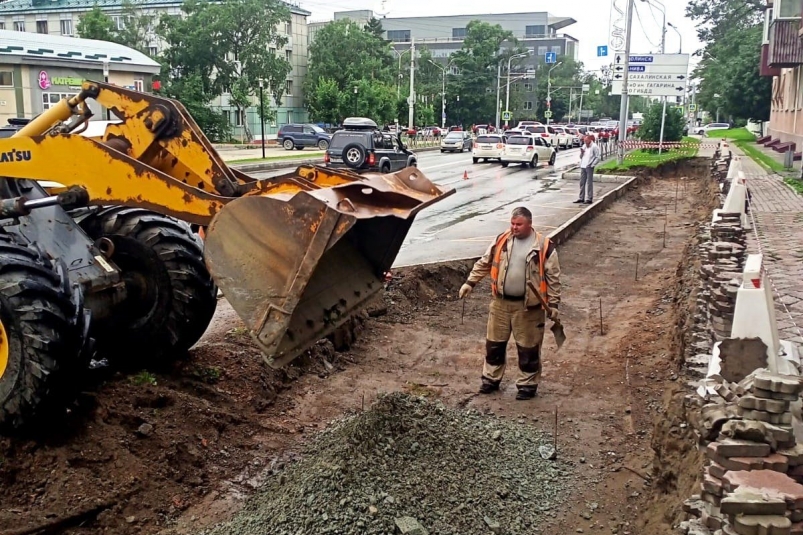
[761,44,782,76]
[767,19,803,68]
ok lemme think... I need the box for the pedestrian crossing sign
[502,111,512,121]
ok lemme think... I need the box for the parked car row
[470,133,557,168]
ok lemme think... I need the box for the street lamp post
[428,59,451,130]
[353,86,358,116]
[392,48,411,98]
[546,61,562,126]
[258,78,266,159]
[102,61,109,120]
[667,22,682,53]
[505,52,529,128]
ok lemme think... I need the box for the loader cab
[325,117,417,174]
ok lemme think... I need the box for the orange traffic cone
[463,170,469,180]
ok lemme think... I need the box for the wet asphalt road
[249,147,616,267]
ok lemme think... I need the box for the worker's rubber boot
[515,386,538,400]
[479,379,500,394]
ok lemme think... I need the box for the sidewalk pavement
[735,146,803,346]
[216,146,324,162]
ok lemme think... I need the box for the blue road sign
[597,45,608,57]
[629,66,646,72]
[545,52,557,64]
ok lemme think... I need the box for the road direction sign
[614,53,690,66]
[545,52,557,64]
[626,65,689,74]
[610,80,687,97]
[544,110,553,118]
[502,111,512,121]
[612,73,688,82]
[597,45,608,57]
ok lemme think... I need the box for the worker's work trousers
[579,166,594,202]
[482,297,546,390]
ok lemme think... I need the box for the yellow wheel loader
[0,81,452,428]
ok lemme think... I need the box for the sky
[297,0,704,75]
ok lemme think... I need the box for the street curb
[393,173,637,269]
[547,175,637,247]
[229,146,443,173]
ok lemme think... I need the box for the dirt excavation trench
[0,161,718,535]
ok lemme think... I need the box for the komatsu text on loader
[0,81,452,428]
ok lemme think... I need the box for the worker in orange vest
[458,206,562,400]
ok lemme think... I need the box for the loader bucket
[203,165,454,368]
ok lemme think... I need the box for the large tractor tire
[0,233,86,429]
[80,207,217,365]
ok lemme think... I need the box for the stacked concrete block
[681,372,803,535]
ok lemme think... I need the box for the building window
[285,79,292,95]
[387,29,411,42]
[0,71,12,87]
[134,79,144,92]
[60,19,73,35]
[148,45,157,56]
[285,49,292,62]
[551,45,561,55]
[525,25,546,37]
[452,27,466,38]
[36,20,48,34]
[235,110,243,126]
[763,7,774,44]
[537,46,547,56]
[524,101,533,110]
[524,82,533,92]
[269,47,276,55]
[112,15,127,30]
[285,20,292,34]
[13,21,25,32]
[775,0,802,18]
[42,92,77,110]
[0,22,4,30]
[450,66,460,75]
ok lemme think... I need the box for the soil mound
[204,393,569,535]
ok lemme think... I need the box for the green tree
[364,17,384,39]
[638,102,684,142]
[157,72,230,141]
[158,0,291,140]
[449,21,519,126]
[305,19,396,123]
[687,0,769,122]
[78,1,154,55]
[77,5,116,42]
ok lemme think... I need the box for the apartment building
[0,0,311,138]
[759,0,803,149]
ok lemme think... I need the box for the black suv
[277,123,332,151]
[0,118,30,138]
[325,118,417,173]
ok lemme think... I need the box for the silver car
[440,131,473,153]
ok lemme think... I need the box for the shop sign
[52,76,84,86]
[38,71,50,90]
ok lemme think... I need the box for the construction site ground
[0,160,717,535]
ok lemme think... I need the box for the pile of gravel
[203,393,570,535]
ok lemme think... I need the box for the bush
[637,102,684,143]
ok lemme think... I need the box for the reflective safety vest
[489,230,550,297]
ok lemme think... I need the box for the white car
[500,134,557,168]
[524,125,558,148]
[472,134,505,163]
[550,126,573,149]
[695,122,730,136]
[516,120,543,130]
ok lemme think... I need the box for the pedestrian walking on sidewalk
[576,135,600,205]
[457,207,562,400]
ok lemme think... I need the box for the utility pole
[504,52,528,128]
[440,68,446,129]
[407,38,415,129]
[258,78,265,159]
[495,62,502,131]
[569,86,574,122]
[546,62,562,126]
[616,0,636,165]
[578,89,584,124]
